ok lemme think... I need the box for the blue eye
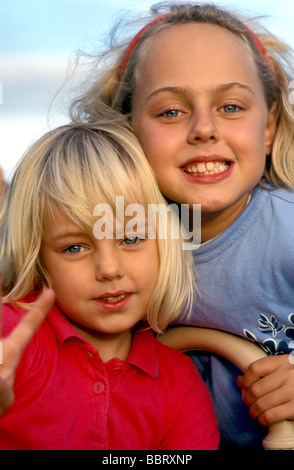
[66,245,83,254]
[124,237,139,245]
[163,109,181,118]
[223,104,239,113]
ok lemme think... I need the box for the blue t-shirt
[185,186,294,448]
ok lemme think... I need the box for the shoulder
[154,334,213,405]
[155,335,191,362]
[154,336,219,449]
[264,187,294,231]
[155,336,201,382]
[249,186,294,232]
[268,186,294,204]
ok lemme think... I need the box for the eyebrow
[49,231,87,242]
[116,219,150,236]
[145,82,256,102]
[50,220,151,242]
[214,82,256,96]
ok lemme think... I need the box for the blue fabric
[184,186,294,448]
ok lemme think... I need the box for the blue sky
[1,0,294,179]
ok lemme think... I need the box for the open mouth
[184,161,231,176]
[94,292,132,311]
[100,294,128,303]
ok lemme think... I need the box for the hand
[0,289,55,416]
[237,354,294,426]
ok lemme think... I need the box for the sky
[1,0,294,180]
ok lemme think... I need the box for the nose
[95,245,125,281]
[187,108,219,144]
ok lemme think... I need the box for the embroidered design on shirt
[243,313,294,355]
[257,314,284,336]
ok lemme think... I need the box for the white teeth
[206,162,215,171]
[102,294,127,302]
[185,161,229,175]
[197,163,206,173]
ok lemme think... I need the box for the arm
[159,326,294,449]
[0,289,55,416]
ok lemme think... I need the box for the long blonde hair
[0,105,195,333]
[71,2,294,189]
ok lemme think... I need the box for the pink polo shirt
[0,302,219,450]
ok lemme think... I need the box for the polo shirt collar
[46,304,82,346]
[125,328,159,379]
[46,305,159,378]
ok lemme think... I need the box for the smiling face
[132,23,276,238]
[40,204,159,356]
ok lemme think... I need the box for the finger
[255,399,294,426]
[242,355,289,389]
[247,386,285,420]
[247,374,294,418]
[236,374,244,390]
[243,357,294,407]
[242,371,284,407]
[5,289,55,365]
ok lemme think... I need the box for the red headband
[243,25,271,68]
[120,15,271,79]
[120,14,169,79]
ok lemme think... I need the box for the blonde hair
[0,105,194,333]
[71,2,294,189]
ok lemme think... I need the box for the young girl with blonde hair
[71,2,294,448]
[0,106,219,449]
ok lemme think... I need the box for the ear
[264,102,278,155]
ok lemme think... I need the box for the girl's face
[41,204,159,359]
[132,23,276,238]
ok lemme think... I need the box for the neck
[200,193,250,243]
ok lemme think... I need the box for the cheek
[140,133,176,179]
[147,260,159,287]
[133,116,174,165]
[229,120,267,166]
[135,127,158,161]
[137,251,159,294]
[49,265,84,301]
[53,280,85,320]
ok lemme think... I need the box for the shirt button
[93,382,105,394]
